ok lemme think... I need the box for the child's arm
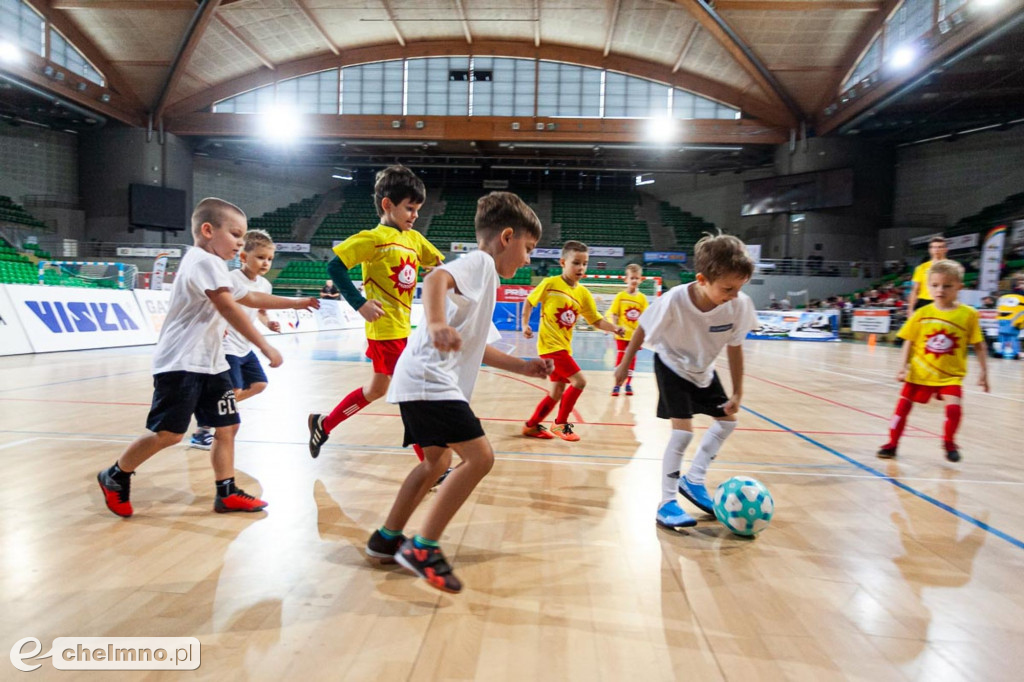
[593,317,626,337]
[422,268,461,351]
[613,327,645,387]
[327,256,384,322]
[482,346,554,378]
[257,310,280,333]
[239,291,320,312]
[896,339,912,382]
[973,340,990,392]
[521,300,536,338]
[722,344,745,415]
[208,289,283,367]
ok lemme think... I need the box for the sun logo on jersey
[924,328,959,357]
[624,306,642,323]
[388,256,419,296]
[554,303,578,330]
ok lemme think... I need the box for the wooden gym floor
[1,330,1022,681]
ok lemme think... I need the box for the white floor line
[0,437,38,451]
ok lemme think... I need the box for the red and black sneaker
[876,444,897,459]
[97,468,133,518]
[395,539,462,593]
[214,488,268,513]
[366,529,406,563]
[944,443,961,463]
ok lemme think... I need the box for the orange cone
[868,333,876,348]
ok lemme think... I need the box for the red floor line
[480,368,584,424]
[745,373,941,437]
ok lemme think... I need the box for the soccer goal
[37,261,139,289]
[581,274,662,326]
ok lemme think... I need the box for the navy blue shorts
[654,354,729,420]
[398,400,485,449]
[226,351,268,390]
[146,371,240,434]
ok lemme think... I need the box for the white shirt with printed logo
[639,282,758,388]
[222,269,272,357]
[387,249,500,404]
[152,247,245,375]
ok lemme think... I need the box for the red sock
[527,395,557,428]
[324,388,370,433]
[556,385,583,424]
[412,443,425,462]
[886,396,913,447]
[944,404,962,447]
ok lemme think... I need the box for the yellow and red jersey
[333,224,443,340]
[607,290,648,341]
[898,303,983,386]
[911,260,935,301]
[527,275,602,355]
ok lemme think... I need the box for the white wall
[0,124,78,203]
[193,157,336,219]
[645,169,774,238]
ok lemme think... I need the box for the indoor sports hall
[2,0,1024,680]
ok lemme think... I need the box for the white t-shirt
[152,247,245,375]
[387,249,501,404]
[640,282,758,388]
[222,268,271,357]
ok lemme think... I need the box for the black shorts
[146,371,241,434]
[398,400,485,449]
[654,354,729,420]
[913,298,931,310]
[226,351,268,390]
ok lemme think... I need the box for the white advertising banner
[132,289,172,336]
[0,285,34,356]
[274,243,312,253]
[313,299,364,331]
[748,310,839,341]
[531,246,625,259]
[851,308,892,333]
[978,225,1007,294]
[450,242,479,253]
[6,284,156,353]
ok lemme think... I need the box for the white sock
[684,420,737,485]
[662,429,693,502]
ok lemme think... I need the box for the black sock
[109,462,132,484]
[216,478,236,498]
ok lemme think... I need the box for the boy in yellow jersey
[521,240,624,442]
[607,263,648,396]
[308,165,444,458]
[878,260,989,462]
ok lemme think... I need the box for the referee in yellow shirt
[907,236,949,310]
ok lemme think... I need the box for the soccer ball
[713,476,774,537]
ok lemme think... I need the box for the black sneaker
[431,467,454,490]
[945,445,961,463]
[395,539,463,593]
[366,529,405,563]
[877,445,897,459]
[308,413,328,458]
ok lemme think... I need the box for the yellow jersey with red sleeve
[898,303,983,386]
[333,224,444,341]
[527,275,602,356]
[607,290,648,341]
[911,260,934,301]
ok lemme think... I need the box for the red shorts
[366,338,407,375]
[542,350,581,383]
[900,382,961,404]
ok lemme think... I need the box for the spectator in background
[320,279,340,300]
[908,237,949,310]
[981,296,997,309]
[779,297,792,311]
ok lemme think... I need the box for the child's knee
[248,382,267,396]
[159,431,185,446]
[213,424,240,439]
[571,373,587,390]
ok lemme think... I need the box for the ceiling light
[890,45,916,69]
[0,41,21,63]
[645,117,677,142]
[258,105,302,144]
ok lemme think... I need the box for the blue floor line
[741,405,1024,552]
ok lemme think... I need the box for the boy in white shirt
[97,198,318,518]
[614,234,758,529]
[366,192,552,594]
[189,229,282,448]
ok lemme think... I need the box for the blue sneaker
[678,476,714,514]
[656,500,697,528]
[189,430,213,450]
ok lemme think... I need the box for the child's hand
[522,357,554,378]
[613,363,629,387]
[296,297,320,310]
[267,320,281,333]
[522,325,533,339]
[358,299,385,322]
[978,373,990,392]
[613,325,626,338]
[429,323,461,352]
[720,395,741,416]
[263,345,283,368]
[896,368,907,382]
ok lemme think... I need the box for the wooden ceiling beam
[292,0,339,56]
[153,0,222,120]
[672,24,700,73]
[215,14,276,71]
[163,40,794,126]
[52,1,195,9]
[165,112,789,145]
[715,1,881,10]
[604,0,622,57]
[454,0,473,45]
[381,0,406,47]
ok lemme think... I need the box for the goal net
[581,275,662,328]
[37,261,139,289]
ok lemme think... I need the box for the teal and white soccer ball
[713,476,774,537]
